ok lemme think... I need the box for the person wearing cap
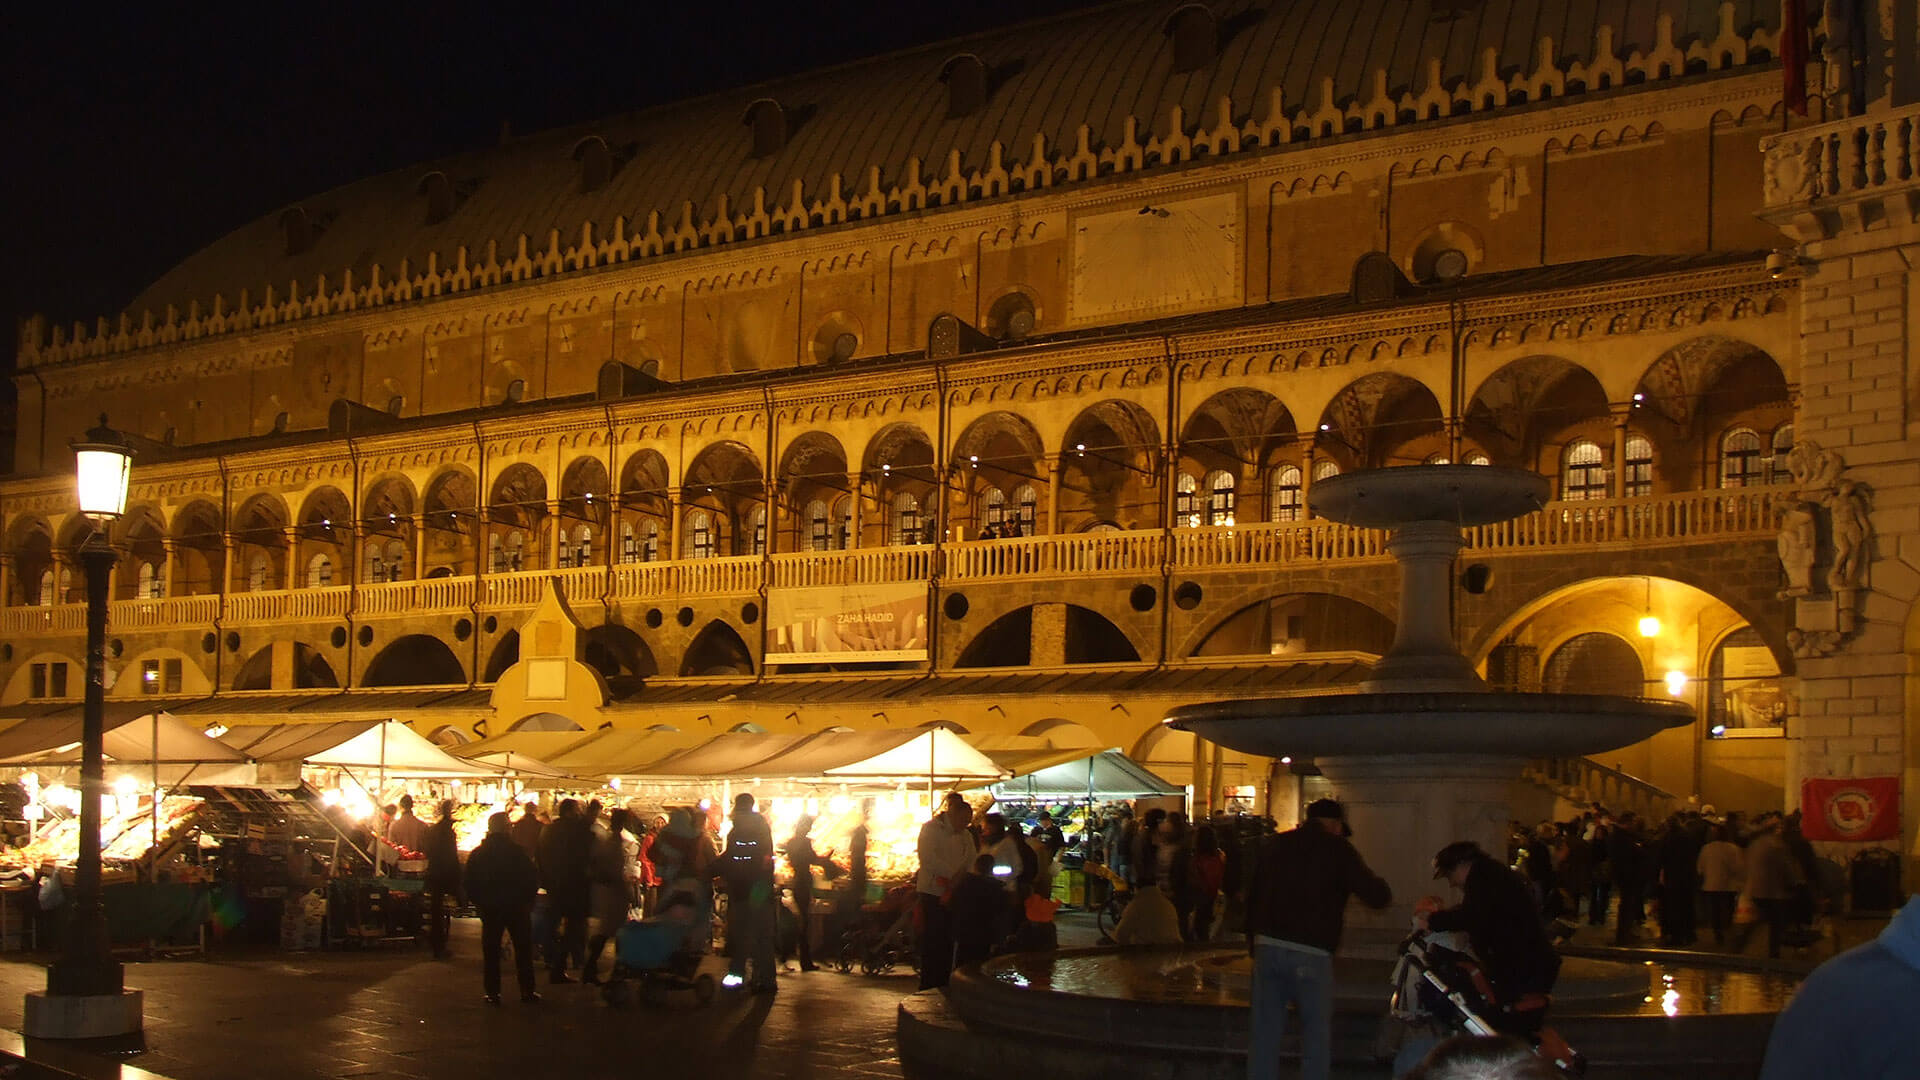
[1419,840,1561,1035]
[1244,798,1392,1080]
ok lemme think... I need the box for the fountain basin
[1308,464,1550,528]
[1167,692,1696,759]
[898,946,1790,1080]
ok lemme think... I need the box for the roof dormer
[1164,4,1218,74]
[279,207,313,256]
[743,99,788,158]
[572,135,613,194]
[941,53,989,118]
[417,171,454,225]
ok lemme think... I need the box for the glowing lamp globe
[72,416,133,520]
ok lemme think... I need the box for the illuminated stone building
[4,2,1917,863]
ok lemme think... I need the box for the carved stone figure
[1777,502,1818,597]
[1828,478,1870,592]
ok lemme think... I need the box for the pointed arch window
[570,525,593,567]
[1204,470,1236,526]
[248,553,271,592]
[1269,465,1303,522]
[1719,428,1764,488]
[1624,435,1655,498]
[505,530,526,571]
[643,521,661,562]
[137,562,164,600]
[1012,484,1038,537]
[1311,460,1342,483]
[1465,453,1491,467]
[620,522,638,564]
[1424,454,1451,465]
[833,496,853,550]
[1769,424,1794,483]
[688,512,715,559]
[1562,440,1607,501]
[488,534,505,573]
[1175,473,1200,528]
[891,492,923,546]
[38,569,55,607]
[308,554,334,588]
[750,508,767,556]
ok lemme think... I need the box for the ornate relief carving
[1780,441,1873,658]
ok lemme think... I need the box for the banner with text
[767,582,929,664]
[1799,776,1900,842]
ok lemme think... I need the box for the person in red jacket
[1186,824,1226,942]
[1243,799,1392,1080]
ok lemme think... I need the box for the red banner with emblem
[1800,777,1900,841]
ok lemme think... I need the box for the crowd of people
[1505,804,1838,958]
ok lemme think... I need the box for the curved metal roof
[130,0,1771,318]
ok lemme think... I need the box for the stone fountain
[898,467,1788,1080]
[1166,464,1695,938]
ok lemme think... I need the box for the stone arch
[489,463,548,528]
[363,634,468,687]
[1190,591,1396,658]
[1541,631,1645,695]
[1464,356,1611,471]
[1632,336,1790,435]
[169,499,226,596]
[509,712,584,732]
[681,620,755,676]
[1172,571,1399,659]
[582,622,658,695]
[362,473,417,521]
[1317,372,1445,468]
[953,603,1145,668]
[681,441,765,557]
[231,642,339,691]
[484,629,521,682]
[1019,719,1102,748]
[1055,399,1162,533]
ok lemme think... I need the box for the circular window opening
[1460,563,1494,595]
[645,608,664,629]
[1173,581,1203,610]
[329,627,347,649]
[454,618,473,641]
[986,291,1038,340]
[676,607,695,628]
[202,633,219,654]
[943,593,970,621]
[483,616,498,635]
[109,638,124,659]
[225,631,242,653]
[356,626,374,648]
[741,602,760,625]
[1129,584,1158,612]
[504,379,526,404]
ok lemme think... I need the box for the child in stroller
[601,890,718,1007]
[1389,930,1585,1077]
[836,884,918,975]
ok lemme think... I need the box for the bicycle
[1083,861,1132,938]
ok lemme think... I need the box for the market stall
[973,745,1181,906]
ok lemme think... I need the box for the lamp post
[27,415,142,1038]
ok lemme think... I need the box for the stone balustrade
[1761,102,1920,236]
[0,486,1785,634]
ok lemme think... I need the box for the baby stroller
[602,897,717,1008]
[1392,931,1585,1076]
[836,884,918,975]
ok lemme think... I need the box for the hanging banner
[1799,776,1900,842]
[767,582,929,664]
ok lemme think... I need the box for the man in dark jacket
[719,793,778,992]
[422,799,463,959]
[537,799,593,983]
[464,812,540,1004]
[1607,812,1649,944]
[1422,841,1561,1034]
[1243,799,1391,1080]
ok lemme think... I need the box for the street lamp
[26,415,143,1038]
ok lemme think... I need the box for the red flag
[1800,777,1900,841]
[1781,0,1809,116]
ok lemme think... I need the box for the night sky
[0,0,1105,371]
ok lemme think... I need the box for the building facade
[4,2,1917,865]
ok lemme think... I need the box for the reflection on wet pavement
[986,949,1800,1017]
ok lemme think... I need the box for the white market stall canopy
[219,720,496,779]
[546,728,714,779]
[0,710,258,787]
[986,749,1180,800]
[742,728,1004,783]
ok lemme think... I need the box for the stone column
[667,488,683,560]
[284,526,302,589]
[845,472,862,550]
[0,553,13,607]
[161,538,176,599]
[548,499,564,569]
[1045,456,1063,535]
[1760,95,1920,876]
[1610,405,1631,498]
[221,532,236,594]
[412,514,428,580]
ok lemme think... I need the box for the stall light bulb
[1638,615,1661,638]
[1664,670,1689,697]
[1279,756,1292,765]
[19,773,37,792]
[113,775,139,796]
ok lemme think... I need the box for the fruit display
[1,796,204,870]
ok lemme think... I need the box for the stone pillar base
[21,989,144,1039]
